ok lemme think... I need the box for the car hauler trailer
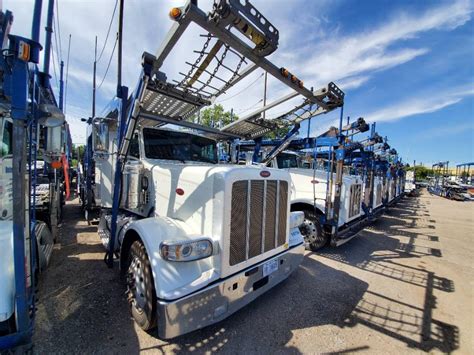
[0,1,69,350]
[84,0,343,339]
[429,161,450,197]
[430,161,470,201]
[455,162,474,200]
[382,147,399,206]
[456,162,474,186]
[234,116,373,251]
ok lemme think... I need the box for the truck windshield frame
[277,153,299,169]
[143,128,218,164]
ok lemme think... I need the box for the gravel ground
[32,190,473,354]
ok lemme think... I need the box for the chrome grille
[249,181,264,258]
[348,184,362,218]
[278,181,288,246]
[229,181,248,265]
[264,181,277,252]
[229,179,288,266]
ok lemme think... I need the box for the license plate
[263,258,278,277]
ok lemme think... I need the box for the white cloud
[420,121,474,140]
[3,0,472,145]
[337,76,370,90]
[365,86,474,123]
[295,0,472,88]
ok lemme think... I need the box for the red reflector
[311,180,319,184]
[176,188,184,196]
[260,171,271,178]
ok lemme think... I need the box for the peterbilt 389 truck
[84,0,343,338]
[270,150,365,250]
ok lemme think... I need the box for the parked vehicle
[235,117,379,250]
[84,0,344,339]
[0,1,69,349]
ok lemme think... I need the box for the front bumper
[156,243,304,339]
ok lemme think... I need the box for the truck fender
[290,200,325,216]
[119,216,218,301]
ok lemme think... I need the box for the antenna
[117,0,124,94]
[64,34,71,114]
[262,71,267,119]
[92,35,97,118]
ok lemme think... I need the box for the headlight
[160,238,213,262]
[289,211,305,229]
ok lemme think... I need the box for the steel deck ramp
[113,0,349,158]
[141,78,209,120]
[220,82,344,139]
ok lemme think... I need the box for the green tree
[264,126,290,139]
[193,104,291,139]
[405,165,433,181]
[72,145,86,161]
[193,104,237,128]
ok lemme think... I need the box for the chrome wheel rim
[301,218,325,245]
[127,256,146,311]
[301,219,318,244]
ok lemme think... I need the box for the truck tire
[300,209,327,251]
[126,240,157,331]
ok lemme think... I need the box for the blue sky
[4,0,474,166]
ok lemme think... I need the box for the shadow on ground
[33,195,459,354]
[318,195,458,353]
[33,201,140,353]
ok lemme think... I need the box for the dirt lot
[33,190,473,354]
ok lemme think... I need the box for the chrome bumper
[156,243,304,339]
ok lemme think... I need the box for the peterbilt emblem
[260,171,271,178]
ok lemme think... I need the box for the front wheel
[126,240,157,331]
[299,209,327,251]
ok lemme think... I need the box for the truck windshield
[143,128,217,164]
[277,153,298,168]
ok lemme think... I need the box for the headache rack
[103,0,345,265]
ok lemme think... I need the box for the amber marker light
[169,7,182,20]
[51,160,62,169]
[18,41,30,61]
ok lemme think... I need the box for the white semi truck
[91,122,306,337]
[235,118,373,250]
[267,151,365,250]
[0,3,68,345]
[0,92,66,338]
[404,170,416,194]
[85,0,344,338]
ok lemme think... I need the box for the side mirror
[92,120,110,153]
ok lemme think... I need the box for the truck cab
[93,123,305,339]
[0,115,55,336]
[268,151,364,250]
[84,0,345,338]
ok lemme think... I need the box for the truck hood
[142,159,293,278]
[143,159,290,234]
